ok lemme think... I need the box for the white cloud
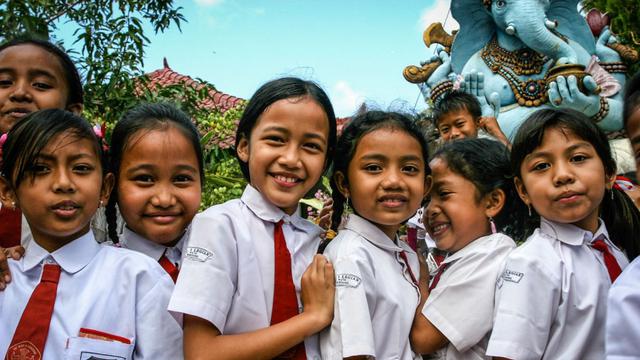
[332,81,364,117]
[194,0,224,7]
[418,0,459,33]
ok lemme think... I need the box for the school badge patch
[7,341,41,360]
[185,247,213,262]
[336,273,362,288]
[502,269,524,284]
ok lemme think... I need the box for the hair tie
[93,123,109,152]
[0,132,7,168]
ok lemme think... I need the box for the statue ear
[451,0,495,74]
[547,0,595,54]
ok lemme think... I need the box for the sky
[133,0,460,117]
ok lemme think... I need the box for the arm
[0,245,25,289]
[184,255,335,360]
[410,254,448,354]
[477,116,511,149]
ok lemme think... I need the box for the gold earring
[527,203,532,217]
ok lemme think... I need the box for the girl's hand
[300,254,335,330]
[0,245,25,289]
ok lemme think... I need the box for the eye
[303,142,323,152]
[30,163,50,174]
[495,0,506,8]
[133,174,154,184]
[173,174,194,184]
[0,78,12,87]
[364,164,382,172]
[532,162,550,171]
[455,121,466,128]
[73,164,95,173]
[439,126,450,134]
[264,135,285,144]
[402,165,420,174]
[33,82,53,90]
[570,154,588,163]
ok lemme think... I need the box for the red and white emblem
[6,341,41,360]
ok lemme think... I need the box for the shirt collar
[120,227,187,262]
[443,232,509,265]
[539,217,612,246]
[344,214,407,253]
[22,231,101,274]
[241,184,320,232]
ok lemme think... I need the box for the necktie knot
[590,238,608,253]
[590,237,622,282]
[40,264,61,284]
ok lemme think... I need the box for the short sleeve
[606,259,640,360]
[486,250,561,359]
[168,210,238,332]
[134,274,183,359]
[422,251,506,352]
[321,257,375,359]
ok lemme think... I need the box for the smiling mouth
[272,174,302,187]
[145,213,181,224]
[429,222,450,237]
[4,109,32,118]
[378,196,407,208]
[51,201,80,218]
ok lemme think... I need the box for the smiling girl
[319,110,430,360]
[169,77,336,359]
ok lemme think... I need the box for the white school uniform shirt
[606,256,640,360]
[320,214,422,360]
[487,218,629,360]
[119,226,187,268]
[0,231,183,360]
[423,232,515,360]
[168,185,324,359]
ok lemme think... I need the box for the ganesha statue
[405,0,638,139]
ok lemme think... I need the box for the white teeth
[432,224,447,232]
[275,175,297,183]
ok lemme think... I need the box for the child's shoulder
[323,229,371,260]
[96,244,169,280]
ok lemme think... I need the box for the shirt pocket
[65,336,134,360]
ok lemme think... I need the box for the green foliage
[583,0,640,74]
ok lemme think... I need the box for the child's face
[424,157,490,252]
[237,97,329,215]
[627,106,640,181]
[2,133,111,251]
[0,44,73,133]
[515,126,614,233]
[338,128,427,239]
[437,109,478,142]
[117,127,202,245]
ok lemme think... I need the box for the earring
[345,197,351,213]
[489,216,497,234]
[10,201,16,210]
[611,189,614,200]
[527,203,532,217]
[99,200,104,207]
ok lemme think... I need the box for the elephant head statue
[450,0,596,72]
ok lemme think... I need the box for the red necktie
[0,206,21,248]
[429,263,448,292]
[271,220,306,360]
[159,252,179,283]
[591,238,622,282]
[5,264,61,360]
[398,251,418,286]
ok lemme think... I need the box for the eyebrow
[262,125,327,144]
[125,163,198,174]
[359,154,422,162]
[36,152,93,162]
[526,141,593,159]
[0,67,56,80]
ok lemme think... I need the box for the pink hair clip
[93,123,109,152]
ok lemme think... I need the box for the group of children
[1,36,640,360]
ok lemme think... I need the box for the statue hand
[596,26,622,63]
[462,72,499,117]
[425,45,452,88]
[548,75,600,116]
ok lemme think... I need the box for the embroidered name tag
[186,247,213,262]
[502,269,524,283]
[336,273,362,288]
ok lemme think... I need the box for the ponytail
[601,188,640,261]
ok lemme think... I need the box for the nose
[150,183,176,208]
[552,161,575,186]
[9,80,32,102]
[278,144,301,168]
[425,197,440,220]
[52,168,75,193]
[381,168,403,190]
[449,127,461,140]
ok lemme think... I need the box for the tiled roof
[144,58,244,112]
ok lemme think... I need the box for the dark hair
[433,138,530,241]
[511,108,640,259]
[1,109,104,189]
[234,77,337,181]
[624,70,640,128]
[433,90,482,125]
[329,110,430,232]
[105,102,204,243]
[0,36,83,106]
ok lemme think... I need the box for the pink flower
[0,133,7,166]
[586,9,610,37]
